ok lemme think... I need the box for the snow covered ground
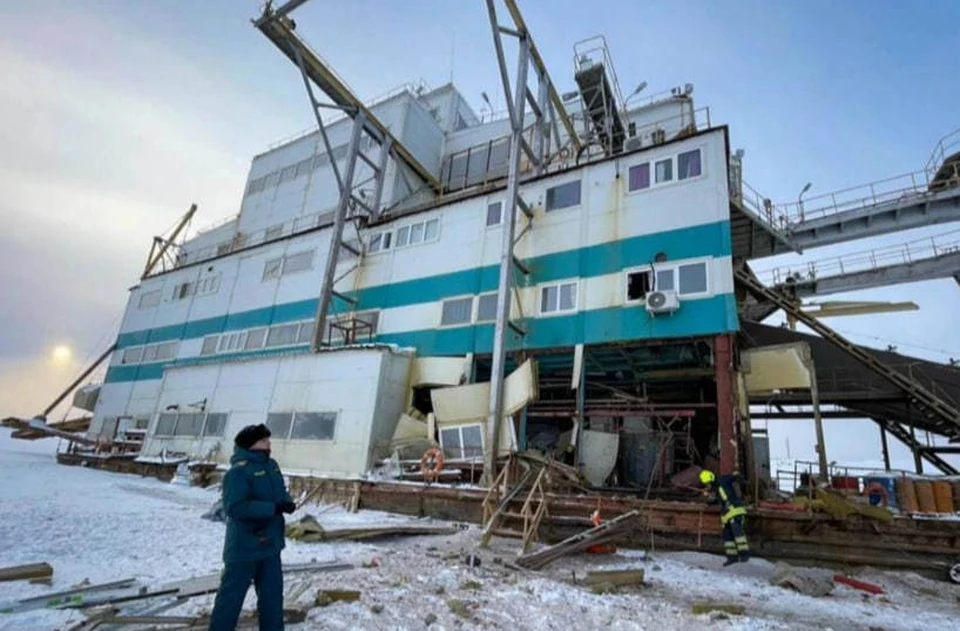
[1,429,958,631]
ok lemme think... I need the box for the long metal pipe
[41,343,117,419]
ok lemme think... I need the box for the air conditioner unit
[645,290,680,315]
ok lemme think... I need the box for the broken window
[368,233,384,253]
[628,163,651,191]
[173,281,195,300]
[440,424,484,460]
[173,413,203,436]
[262,258,282,281]
[266,412,293,440]
[545,180,581,211]
[626,270,652,301]
[440,427,462,460]
[290,412,337,441]
[441,297,473,326]
[677,149,702,180]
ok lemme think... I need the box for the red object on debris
[833,575,884,594]
[757,501,807,513]
[585,543,617,555]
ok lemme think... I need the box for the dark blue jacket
[221,447,292,563]
[708,473,747,524]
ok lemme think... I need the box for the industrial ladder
[736,269,960,440]
[574,37,626,155]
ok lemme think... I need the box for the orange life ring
[420,448,444,481]
[862,482,889,507]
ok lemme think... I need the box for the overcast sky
[1,0,958,469]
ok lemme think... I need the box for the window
[153,342,177,361]
[282,250,313,275]
[266,323,299,347]
[142,344,159,362]
[155,413,177,436]
[655,158,673,183]
[173,282,195,300]
[655,268,675,291]
[138,290,161,309]
[396,226,410,247]
[540,281,578,314]
[677,149,702,180]
[628,163,651,191]
[440,424,484,460]
[245,327,267,349]
[294,157,312,178]
[678,262,708,295]
[296,321,315,344]
[409,222,424,245]
[290,412,337,440]
[266,412,293,439]
[218,332,246,353]
[173,412,203,436]
[424,218,439,241]
[381,232,392,250]
[486,202,503,227]
[201,336,219,355]
[441,297,473,326]
[203,413,227,437]
[263,258,282,281]
[476,293,498,322]
[546,180,581,211]
[368,233,386,253]
[121,347,143,365]
[265,224,284,241]
[626,270,652,301]
[279,164,297,184]
[197,275,220,296]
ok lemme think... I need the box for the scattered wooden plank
[833,575,884,595]
[0,579,137,614]
[0,562,53,583]
[287,515,457,542]
[515,510,642,570]
[583,569,645,588]
[691,601,745,615]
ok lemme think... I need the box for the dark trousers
[721,515,750,560]
[208,555,283,631]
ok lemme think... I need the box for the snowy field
[1,430,958,631]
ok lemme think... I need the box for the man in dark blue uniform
[208,424,295,631]
[699,469,750,566]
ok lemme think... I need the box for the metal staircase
[255,1,441,351]
[736,269,960,440]
[573,37,626,155]
[872,418,958,475]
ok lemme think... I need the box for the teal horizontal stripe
[105,294,737,383]
[115,220,731,350]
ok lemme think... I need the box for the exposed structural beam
[714,334,737,475]
[749,410,868,420]
[736,269,960,440]
[254,2,441,194]
[142,204,197,279]
[872,417,958,475]
[501,0,581,154]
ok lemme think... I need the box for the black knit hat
[235,424,271,450]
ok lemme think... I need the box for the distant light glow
[52,345,72,363]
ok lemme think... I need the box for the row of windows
[263,249,314,281]
[244,136,380,198]
[628,148,702,192]
[368,217,440,254]
[138,275,221,311]
[438,260,709,325]
[266,411,338,441]
[199,312,380,357]
[155,411,227,438]
[120,341,179,365]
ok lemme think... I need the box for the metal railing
[774,459,917,495]
[759,228,960,286]
[925,126,960,181]
[573,35,627,118]
[734,178,792,234]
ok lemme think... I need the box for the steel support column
[880,425,891,471]
[714,334,737,475]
